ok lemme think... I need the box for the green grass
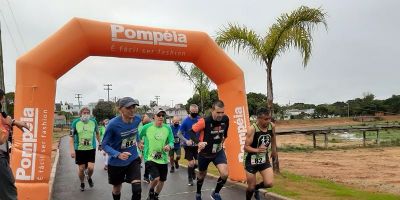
[180,155,400,200]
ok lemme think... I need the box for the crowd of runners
[67,97,277,200]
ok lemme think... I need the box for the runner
[69,107,101,191]
[177,104,200,186]
[169,116,181,173]
[189,100,229,200]
[244,108,276,200]
[102,97,142,200]
[139,114,152,183]
[99,118,110,170]
[140,108,174,200]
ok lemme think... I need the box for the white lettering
[234,106,247,163]
[16,108,38,181]
[110,24,188,47]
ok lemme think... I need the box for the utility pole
[155,95,160,106]
[0,21,6,112]
[347,103,350,118]
[104,84,112,102]
[75,94,82,109]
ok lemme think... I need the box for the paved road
[52,137,251,200]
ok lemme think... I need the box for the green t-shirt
[99,125,106,140]
[71,118,98,150]
[140,123,174,164]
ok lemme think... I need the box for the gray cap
[118,97,139,108]
[153,107,166,115]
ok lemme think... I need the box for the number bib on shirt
[212,143,222,153]
[174,137,180,143]
[80,138,92,147]
[151,151,163,160]
[250,154,266,165]
[121,135,136,149]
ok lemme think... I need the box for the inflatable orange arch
[11,18,250,199]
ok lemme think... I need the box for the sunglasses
[156,113,165,118]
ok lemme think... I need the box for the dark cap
[118,97,139,108]
[153,107,166,115]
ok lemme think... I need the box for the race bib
[152,151,163,160]
[250,154,266,165]
[80,138,92,146]
[174,137,180,143]
[121,136,136,149]
[212,143,222,153]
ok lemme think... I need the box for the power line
[75,94,82,109]
[0,10,20,54]
[5,0,26,51]
[155,95,160,106]
[104,84,112,102]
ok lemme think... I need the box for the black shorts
[198,150,227,172]
[75,149,96,165]
[145,161,168,182]
[168,147,181,157]
[108,157,141,185]
[244,154,272,174]
[184,146,198,161]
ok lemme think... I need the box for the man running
[102,97,142,200]
[69,107,101,191]
[177,104,200,186]
[169,116,181,173]
[190,100,229,200]
[244,108,277,200]
[140,108,174,200]
[99,118,109,170]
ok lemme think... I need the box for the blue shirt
[170,124,181,149]
[102,115,141,167]
[179,116,200,146]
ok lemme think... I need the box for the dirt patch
[279,147,400,194]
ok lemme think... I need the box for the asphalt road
[51,137,251,200]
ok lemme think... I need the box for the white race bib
[250,154,266,165]
[121,136,136,149]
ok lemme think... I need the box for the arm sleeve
[177,123,188,142]
[224,117,229,139]
[192,118,205,133]
[101,126,120,158]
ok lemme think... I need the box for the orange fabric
[12,18,250,199]
[192,118,205,142]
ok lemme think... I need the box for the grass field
[179,152,400,200]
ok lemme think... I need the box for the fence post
[376,130,380,145]
[313,132,316,148]
[324,132,328,148]
[363,131,366,147]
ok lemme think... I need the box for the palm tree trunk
[265,60,280,173]
[265,61,274,115]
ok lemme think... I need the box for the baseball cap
[153,107,166,115]
[118,97,139,108]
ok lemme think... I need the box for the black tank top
[245,123,272,164]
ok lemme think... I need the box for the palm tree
[216,6,327,114]
[216,6,327,173]
[175,62,213,114]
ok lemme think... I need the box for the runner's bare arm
[244,125,261,153]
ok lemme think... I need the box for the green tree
[247,92,267,116]
[92,101,116,122]
[176,62,214,114]
[216,6,327,114]
[5,92,14,117]
[186,89,219,115]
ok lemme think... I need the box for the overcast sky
[0,0,399,107]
